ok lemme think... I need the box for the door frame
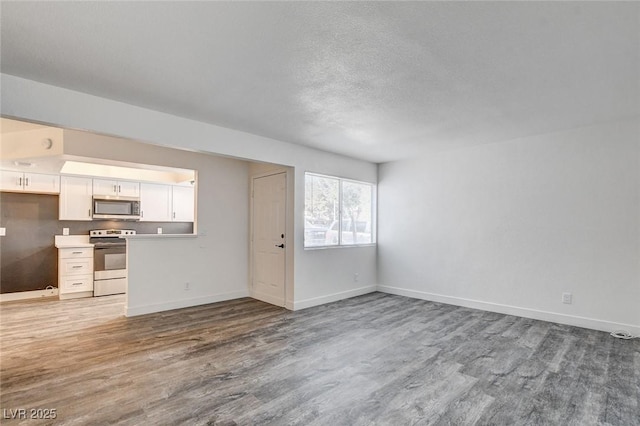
[249,169,293,309]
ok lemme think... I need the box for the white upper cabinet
[172,185,195,222]
[1,170,60,194]
[93,179,139,197]
[140,183,172,222]
[59,176,93,221]
[0,170,24,192]
[141,183,195,222]
[25,173,61,193]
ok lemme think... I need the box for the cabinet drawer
[60,258,93,275]
[59,247,93,259]
[60,274,94,293]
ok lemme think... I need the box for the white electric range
[89,229,135,296]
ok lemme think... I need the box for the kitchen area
[0,118,197,302]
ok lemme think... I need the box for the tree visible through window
[304,173,375,248]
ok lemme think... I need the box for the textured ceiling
[1,2,638,163]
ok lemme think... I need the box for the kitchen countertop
[54,235,93,248]
[54,234,198,247]
[55,243,95,248]
[120,233,198,239]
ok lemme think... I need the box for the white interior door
[252,172,286,307]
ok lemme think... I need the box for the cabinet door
[140,183,172,222]
[23,172,60,194]
[59,247,93,259]
[172,185,195,222]
[59,176,93,220]
[60,274,94,293]
[117,181,140,197]
[92,179,118,196]
[0,170,24,192]
[59,258,93,275]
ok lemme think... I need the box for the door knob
[275,244,285,248]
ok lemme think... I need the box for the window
[304,173,376,248]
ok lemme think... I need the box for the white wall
[1,74,378,312]
[378,118,640,334]
[125,236,250,316]
[247,162,378,309]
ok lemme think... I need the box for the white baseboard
[125,290,250,317]
[0,288,59,302]
[251,290,285,308]
[293,285,377,310]
[377,285,640,336]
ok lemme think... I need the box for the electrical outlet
[354,273,359,282]
[0,227,5,237]
[157,227,163,234]
[184,282,190,291]
[63,228,70,236]
[562,292,572,304]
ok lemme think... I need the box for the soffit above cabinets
[60,160,195,185]
[1,119,49,134]
[0,118,195,184]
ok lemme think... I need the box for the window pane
[340,181,373,245]
[304,175,339,247]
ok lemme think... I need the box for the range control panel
[89,229,136,237]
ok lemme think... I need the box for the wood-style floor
[1,292,638,425]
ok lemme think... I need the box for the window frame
[304,172,377,249]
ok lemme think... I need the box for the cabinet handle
[141,211,144,218]
[18,177,22,187]
[88,209,91,217]
[72,265,83,269]
[25,177,29,187]
[113,184,117,193]
[72,282,83,286]
[118,185,121,193]
[72,251,82,254]
[173,212,176,219]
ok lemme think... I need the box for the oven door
[94,244,127,280]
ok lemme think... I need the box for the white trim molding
[0,288,59,303]
[377,285,640,337]
[293,285,377,310]
[251,290,285,308]
[125,290,250,317]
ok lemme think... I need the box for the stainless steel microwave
[93,197,141,220]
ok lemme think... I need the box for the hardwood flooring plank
[1,293,639,425]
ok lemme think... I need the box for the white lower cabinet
[60,275,93,293]
[58,247,94,299]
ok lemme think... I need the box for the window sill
[304,243,377,251]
